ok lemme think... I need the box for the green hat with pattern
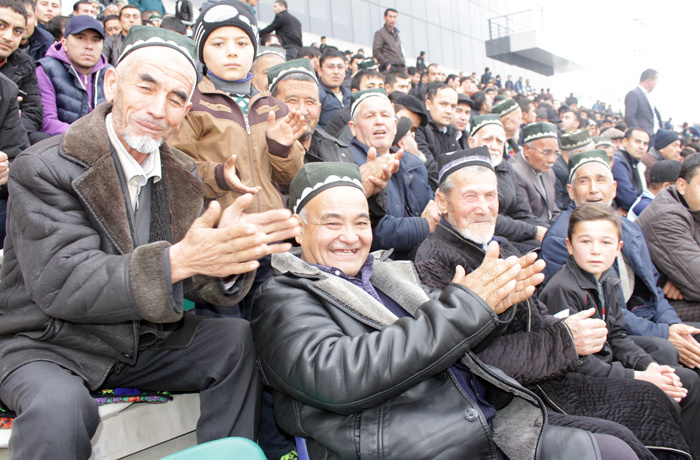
[522,122,558,144]
[561,128,593,151]
[267,58,318,93]
[357,58,378,70]
[289,163,364,214]
[470,114,502,137]
[117,25,197,71]
[568,150,610,182]
[491,98,519,117]
[350,88,389,119]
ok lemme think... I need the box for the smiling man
[36,15,110,135]
[0,25,302,459]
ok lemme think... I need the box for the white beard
[121,129,163,156]
[447,214,495,246]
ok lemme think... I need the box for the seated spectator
[541,150,700,372]
[102,13,120,36]
[347,88,436,258]
[413,149,691,459]
[45,13,67,40]
[510,121,561,224]
[268,58,399,190]
[72,0,91,16]
[250,46,286,93]
[491,98,522,158]
[100,4,140,65]
[0,25,302,460]
[642,128,682,183]
[540,203,700,456]
[452,93,473,148]
[251,161,623,460]
[468,114,547,251]
[593,135,615,167]
[19,0,53,60]
[559,106,583,133]
[0,0,45,144]
[629,159,682,220]
[324,66,383,141]
[470,89,491,115]
[415,81,459,185]
[159,15,186,35]
[317,48,351,129]
[613,128,650,214]
[145,11,161,27]
[601,127,625,150]
[169,1,305,218]
[383,68,410,94]
[296,45,320,74]
[36,15,110,135]
[552,128,594,211]
[34,0,59,28]
[636,154,700,321]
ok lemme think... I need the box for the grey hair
[270,72,320,99]
[298,207,308,224]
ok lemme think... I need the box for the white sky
[534,0,700,125]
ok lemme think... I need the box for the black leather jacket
[251,251,602,459]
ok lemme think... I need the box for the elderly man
[348,88,437,258]
[510,121,561,224]
[491,98,522,158]
[0,27,301,459]
[469,114,547,251]
[412,148,690,460]
[540,151,700,375]
[552,128,595,212]
[251,161,612,460]
[637,154,700,322]
[250,46,286,93]
[268,58,399,195]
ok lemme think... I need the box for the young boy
[540,203,687,403]
[169,0,306,214]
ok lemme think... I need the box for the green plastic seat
[161,437,266,460]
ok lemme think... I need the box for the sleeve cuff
[267,134,293,158]
[214,163,232,191]
[163,248,184,315]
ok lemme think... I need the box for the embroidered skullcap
[257,45,286,60]
[491,98,518,117]
[289,163,365,214]
[561,129,593,151]
[593,136,614,149]
[267,58,318,93]
[437,146,494,185]
[522,122,558,144]
[568,150,610,182]
[470,114,502,137]
[350,88,390,119]
[357,58,378,70]
[117,25,197,70]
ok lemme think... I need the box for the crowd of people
[1,0,700,459]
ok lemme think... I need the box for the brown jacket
[169,77,304,213]
[372,24,405,68]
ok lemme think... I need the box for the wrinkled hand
[222,154,261,194]
[170,196,300,283]
[360,148,402,197]
[535,226,547,242]
[266,109,307,147]
[397,133,420,156]
[563,308,608,356]
[421,200,441,232]
[0,152,8,186]
[669,323,700,368]
[664,280,684,300]
[635,363,686,402]
[493,251,545,311]
[451,241,521,315]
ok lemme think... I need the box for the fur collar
[271,251,430,327]
[61,103,204,254]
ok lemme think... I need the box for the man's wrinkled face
[501,107,522,137]
[275,79,321,139]
[62,29,103,73]
[386,76,410,94]
[568,162,617,207]
[251,53,285,92]
[451,102,471,132]
[659,140,682,161]
[297,186,372,278]
[319,56,345,89]
[523,137,559,173]
[437,167,499,245]
[622,130,650,160]
[35,0,59,24]
[119,7,141,34]
[469,124,506,165]
[426,87,457,128]
[106,47,194,158]
[349,97,397,154]
[104,18,121,36]
[0,7,26,59]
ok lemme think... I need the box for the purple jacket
[36,42,111,135]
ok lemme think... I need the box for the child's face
[566,219,623,279]
[202,26,255,82]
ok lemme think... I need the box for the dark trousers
[0,318,261,460]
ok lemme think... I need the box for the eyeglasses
[530,146,560,157]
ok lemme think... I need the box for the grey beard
[121,128,163,156]
[446,214,495,246]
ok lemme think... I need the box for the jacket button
[122,353,132,359]
[464,408,478,422]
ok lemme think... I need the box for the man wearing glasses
[510,121,562,224]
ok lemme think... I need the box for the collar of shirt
[312,256,382,303]
[105,113,162,210]
[637,85,649,94]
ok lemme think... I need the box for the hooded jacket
[251,250,602,460]
[36,42,111,135]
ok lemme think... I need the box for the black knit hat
[437,146,494,185]
[193,1,259,65]
[653,129,681,151]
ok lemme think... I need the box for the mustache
[132,115,168,131]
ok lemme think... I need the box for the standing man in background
[625,69,662,139]
[372,8,404,72]
[258,0,302,60]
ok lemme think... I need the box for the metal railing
[488,8,543,40]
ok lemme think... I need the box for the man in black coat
[625,68,662,138]
[18,0,52,61]
[258,0,302,60]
